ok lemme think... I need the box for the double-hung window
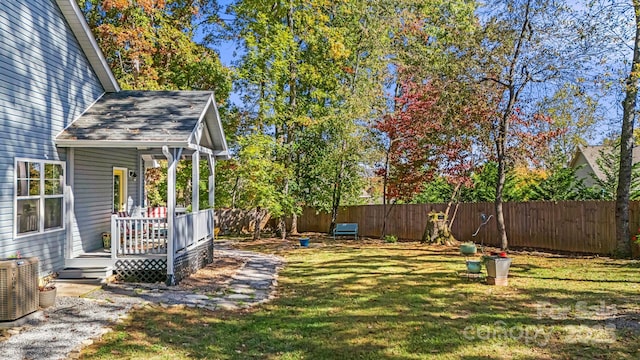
[15,159,65,236]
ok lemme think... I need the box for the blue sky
[203,0,633,145]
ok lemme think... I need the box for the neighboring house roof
[570,145,640,181]
[55,91,230,158]
[55,0,119,93]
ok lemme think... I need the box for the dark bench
[333,223,358,240]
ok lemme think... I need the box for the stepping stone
[227,293,252,300]
[215,300,239,311]
[251,290,269,301]
[233,273,272,281]
[229,287,256,295]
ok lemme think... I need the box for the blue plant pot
[460,243,477,255]
[299,238,310,247]
[466,260,482,274]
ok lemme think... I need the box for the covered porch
[56,91,229,284]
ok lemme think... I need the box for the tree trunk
[290,213,299,235]
[495,146,508,250]
[231,176,239,209]
[278,216,287,240]
[382,140,392,239]
[253,207,262,240]
[615,0,640,257]
[422,212,457,245]
[329,152,346,234]
[495,90,514,251]
[491,0,531,251]
[444,183,461,232]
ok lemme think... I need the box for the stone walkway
[0,245,285,360]
[101,246,285,311]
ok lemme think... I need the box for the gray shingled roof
[56,91,226,153]
[571,145,640,181]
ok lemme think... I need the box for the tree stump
[422,211,457,245]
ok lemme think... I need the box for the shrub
[384,235,398,243]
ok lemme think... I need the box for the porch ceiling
[55,90,229,159]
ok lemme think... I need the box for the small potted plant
[299,237,310,247]
[38,274,57,308]
[102,232,111,249]
[460,242,477,255]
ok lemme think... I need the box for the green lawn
[81,237,640,359]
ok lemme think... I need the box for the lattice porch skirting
[112,239,213,284]
[174,239,214,284]
[113,258,167,283]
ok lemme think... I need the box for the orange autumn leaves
[103,0,167,13]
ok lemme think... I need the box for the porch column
[192,150,200,243]
[207,154,215,208]
[207,154,215,241]
[163,146,181,285]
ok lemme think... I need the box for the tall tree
[477,0,583,249]
[535,84,601,169]
[225,0,391,237]
[78,0,230,94]
[376,77,491,238]
[615,0,640,256]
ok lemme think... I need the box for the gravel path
[0,246,284,360]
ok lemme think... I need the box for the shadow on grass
[83,240,640,359]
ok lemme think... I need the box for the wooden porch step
[58,267,113,279]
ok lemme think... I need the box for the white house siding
[71,148,139,255]
[573,154,598,188]
[0,1,104,272]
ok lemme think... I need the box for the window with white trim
[15,159,65,235]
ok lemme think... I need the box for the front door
[113,168,127,212]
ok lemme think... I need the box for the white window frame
[14,158,66,237]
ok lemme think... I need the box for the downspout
[162,145,176,285]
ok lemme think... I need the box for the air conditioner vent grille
[0,257,39,321]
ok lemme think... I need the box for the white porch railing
[175,209,214,252]
[111,215,168,256]
[110,209,214,257]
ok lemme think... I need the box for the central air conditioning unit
[0,257,39,321]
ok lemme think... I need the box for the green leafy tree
[590,144,640,201]
[234,134,291,239]
[413,178,455,204]
[530,167,597,201]
[535,84,602,169]
[222,0,392,237]
[78,0,231,94]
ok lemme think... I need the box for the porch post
[207,154,215,242]
[192,151,200,244]
[163,146,178,285]
[192,151,200,212]
[110,215,118,259]
[207,154,215,208]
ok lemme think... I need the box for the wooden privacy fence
[297,201,640,255]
